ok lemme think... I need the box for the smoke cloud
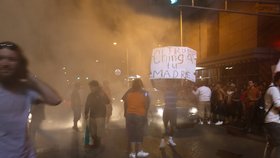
[0,0,188,96]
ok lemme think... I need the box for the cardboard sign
[150,46,197,82]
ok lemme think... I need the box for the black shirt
[84,89,110,118]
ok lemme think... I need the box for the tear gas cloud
[0,0,187,96]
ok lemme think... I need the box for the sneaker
[137,151,149,157]
[168,137,176,146]
[207,121,211,125]
[129,152,136,158]
[215,121,223,125]
[159,138,166,149]
[199,121,204,125]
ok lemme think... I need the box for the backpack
[255,85,275,124]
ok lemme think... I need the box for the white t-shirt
[193,86,211,102]
[264,84,280,124]
[0,85,39,158]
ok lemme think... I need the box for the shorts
[126,113,145,143]
[264,122,280,146]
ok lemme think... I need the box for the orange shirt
[126,91,147,116]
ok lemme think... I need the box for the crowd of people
[1,41,279,158]
[191,80,267,131]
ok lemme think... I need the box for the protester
[192,82,212,124]
[211,83,226,125]
[84,80,110,148]
[29,103,57,150]
[225,83,235,124]
[71,82,82,131]
[102,80,113,128]
[263,72,280,158]
[231,84,243,123]
[0,41,61,158]
[161,85,178,147]
[244,80,261,132]
[122,78,150,158]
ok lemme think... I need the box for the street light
[113,42,130,87]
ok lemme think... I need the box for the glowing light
[189,107,198,115]
[170,0,178,4]
[77,77,80,80]
[196,67,204,70]
[157,108,164,117]
[114,69,122,76]
[28,113,32,123]
[113,42,117,46]
[85,77,89,80]
[225,67,233,70]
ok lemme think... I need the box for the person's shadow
[160,145,183,158]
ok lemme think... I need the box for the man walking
[84,80,110,148]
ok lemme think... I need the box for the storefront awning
[197,48,280,68]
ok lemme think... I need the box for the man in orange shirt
[122,79,150,158]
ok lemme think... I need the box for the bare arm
[28,74,62,105]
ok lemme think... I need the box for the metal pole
[225,0,228,10]
[126,49,129,88]
[180,8,183,46]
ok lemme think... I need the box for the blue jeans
[263,122,280,158]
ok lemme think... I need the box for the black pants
[163,108,177,136]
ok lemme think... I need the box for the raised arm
[28,74,62,105]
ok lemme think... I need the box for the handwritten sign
[150,46,197,82]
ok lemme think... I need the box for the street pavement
[35,117,266,158]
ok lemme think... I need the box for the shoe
[159,138,166,149]
[215,121,223,125]
[207,121,211,125]
[129,152,136,158]
[168,137,176,146]
[199,121,204,125]
[137,150,149,157]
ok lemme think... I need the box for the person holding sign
[161,84,178,147]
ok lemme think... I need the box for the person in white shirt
[192,82,212,125]
[263,71,280,158]
[0,41,61,158]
